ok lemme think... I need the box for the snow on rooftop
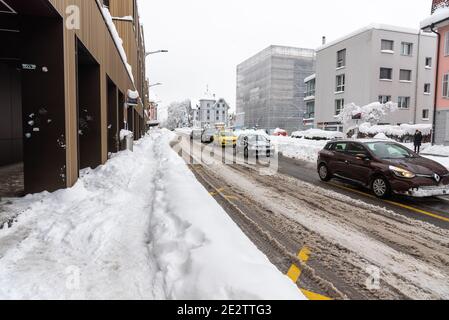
[304,74,316,83]
[318,24,434,52]
[98,3,135,85]
[421,7,449,29]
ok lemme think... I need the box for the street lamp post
[149,83,163,88]
[145,50,168,57]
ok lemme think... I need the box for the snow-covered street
[0,130,303,300]
[174,133,449,300]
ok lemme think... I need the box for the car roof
[330,139,399,145]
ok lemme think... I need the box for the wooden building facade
[0,0,149,196]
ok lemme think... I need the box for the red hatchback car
[317,140,449,198]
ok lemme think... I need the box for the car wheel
[372,176,391,199]
[318,163,332,182]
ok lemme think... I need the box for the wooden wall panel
[47,0,144,187]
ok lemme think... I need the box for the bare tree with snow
[164,100,192,130]
[337,101,398,134]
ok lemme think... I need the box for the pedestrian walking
[414,130,423,154]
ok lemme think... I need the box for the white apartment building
[192,93,230,129]
[314,24,437,132]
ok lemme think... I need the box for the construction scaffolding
[236,46,315,134]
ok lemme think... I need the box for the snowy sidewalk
[0,130,303,300]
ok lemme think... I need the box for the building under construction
[236,45,316,134]
[0,0,149,197]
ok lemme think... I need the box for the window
[425,57,432,68]
[443,74,449,98]
[401,42,413,56]
[381,40,394,52]
[336,74,345,92]
[305,101,315,119]
[380,68,393,80]
[398,96,410,109]
[399,69,412,82]
[424,83,431,94]
[422,109,430,120]
[337,49,346,68]
[333,142,348,152]
[347,143,368,155]
[305,79,315,97]
[445,32,449,56]
[378,95,392,104]
[335,99,345,115]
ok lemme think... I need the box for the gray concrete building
[314,24,437,132]
[236,46,316,133]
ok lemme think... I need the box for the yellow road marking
[286,247,333,300]
[224,195,239,201]
[209,188,225,196]
[300,289,333,301]
[329,182,449,224]
[287,247,310,283]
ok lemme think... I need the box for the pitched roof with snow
[421,7,449,29]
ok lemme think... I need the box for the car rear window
[324,143,334,150]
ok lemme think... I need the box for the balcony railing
[432,0,449,13]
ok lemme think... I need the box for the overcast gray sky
[138,0,431,113]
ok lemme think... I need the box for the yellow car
[214,131,237,148]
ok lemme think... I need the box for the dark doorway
[127,106,134,133]
[76,39,102,171]
[118,91,125,132]
[107,77,119,155]
[134,110,139,140]
[0,61,23,197]
[0,9,66,196]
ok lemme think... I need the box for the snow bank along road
[174,133,449,300]
[0,130,303,300]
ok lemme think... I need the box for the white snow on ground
[423,145,449,157]
[174,128,193,136]
[359,123,433,137]
[291,129,344,140]
[270,136,326,163]
[0,130,304,300]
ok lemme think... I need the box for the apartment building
[236,46,316,134]
[0,0,148,196]
[304,74,316,129]
[192,93,230,129]
[421,0,449,146]
[314,24,437,132]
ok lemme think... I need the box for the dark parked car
[201,129,216,143]
[317,140,449,198]
[190,129,204,141]
[236,134,274,159]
